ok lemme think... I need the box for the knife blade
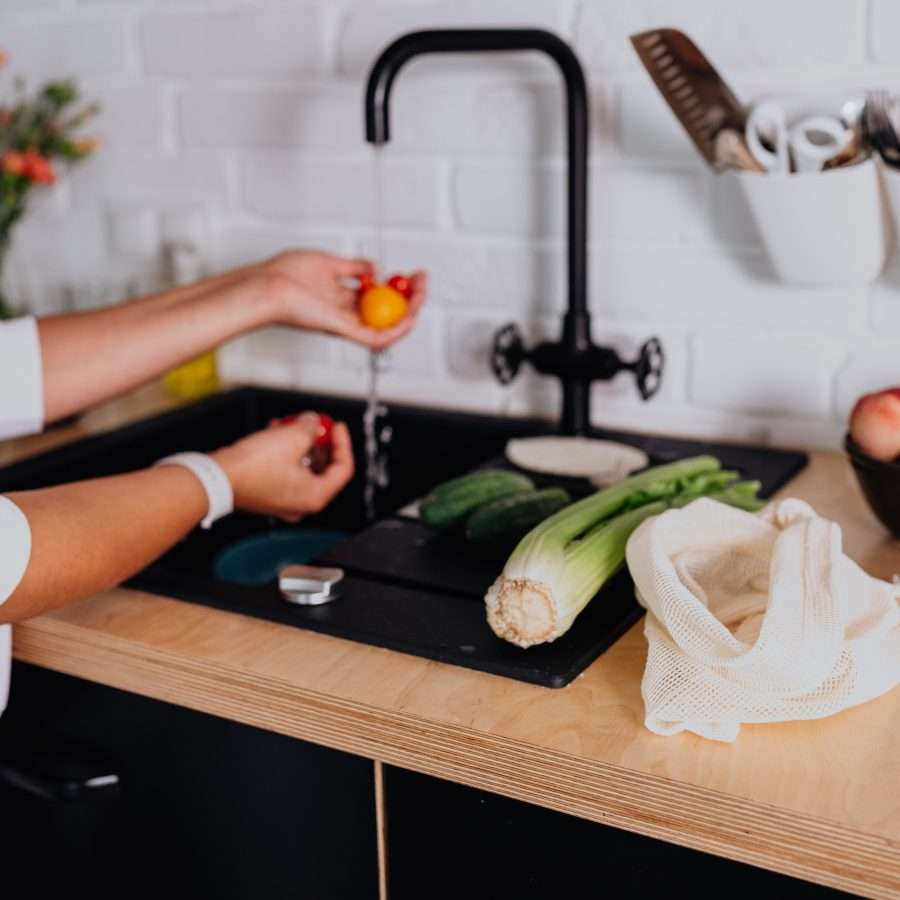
[630,28,747,168]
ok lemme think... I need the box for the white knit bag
[626,497,900,742]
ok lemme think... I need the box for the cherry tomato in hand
[308,413,335,474]
[273,412,333,454]
[358,285,408,330]
[315,414,335,447]
[386,273,413,299]
[358,272,375,292]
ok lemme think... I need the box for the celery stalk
[485,456,766,648]
[484,456,720,648]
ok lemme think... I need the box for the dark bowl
[845,433,900,536]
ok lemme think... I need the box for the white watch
[154,452,234,529]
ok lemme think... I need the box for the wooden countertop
[6,385,900,898]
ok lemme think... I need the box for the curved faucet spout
[364,29,587,147]
[363,28,589,331]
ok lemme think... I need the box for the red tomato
[275,413,333,444]
[387,273,413,299]
[358,272,375,292]
[316,413,335,446]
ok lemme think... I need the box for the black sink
[0,387,807,687]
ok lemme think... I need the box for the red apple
[850,388,900,461]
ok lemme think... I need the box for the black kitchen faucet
[364,28,663,435]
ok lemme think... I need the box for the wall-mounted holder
[491,324,664,402]
[734,156,887,286]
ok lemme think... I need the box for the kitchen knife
[714,129,765,173]
[630,28,749,169]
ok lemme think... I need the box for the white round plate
[505,436,649,485]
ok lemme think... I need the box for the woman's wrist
[209,445,243,507]
[155,452,234,529]
[254,268,292,328]
[254,266,301,328]
[204,269,285,338]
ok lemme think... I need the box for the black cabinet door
[0,662,378,900]
[384,766,853,900]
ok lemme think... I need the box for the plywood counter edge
[11,604,898,900]
[5,384,900,898]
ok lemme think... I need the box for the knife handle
[714,129,765,173]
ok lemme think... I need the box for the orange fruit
[358,284,408,330]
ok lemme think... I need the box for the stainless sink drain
[278,565,344,606]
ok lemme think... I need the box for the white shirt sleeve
[0,495,31,608]
[0,496,30,716]
[0,315,44,440]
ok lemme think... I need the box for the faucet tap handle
[491,323,664,403]
[491,323,527,385]
[625,337,665,401]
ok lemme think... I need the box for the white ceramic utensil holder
[733,157,887,286]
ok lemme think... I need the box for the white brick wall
[87,84,166,152]
[869,0,900,63]
[689,330,844,417]
[241,154,440,225]
[140,9,326,80]
[337,1,571,78]
[0,17,128,81]
[1,0,899,450]
[574,0,866,72]
[179,86,361,150]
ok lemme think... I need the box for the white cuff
[154,452,234,529]
[0,316,44,440]
[0,495,32,606]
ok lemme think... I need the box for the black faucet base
[491,324,665,434]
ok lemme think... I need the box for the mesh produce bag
[626,498,900,742]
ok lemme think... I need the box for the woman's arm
[0,413,354,624]
[3,465,207,621]
[37,265,278,423]
[37,251,427,424]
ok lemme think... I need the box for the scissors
[745,101,853,173]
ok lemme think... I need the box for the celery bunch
[484,456,764,648]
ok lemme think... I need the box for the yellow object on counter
[164,351,220,399]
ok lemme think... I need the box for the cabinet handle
[0,761,120,802]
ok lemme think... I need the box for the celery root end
[485,576,558,648]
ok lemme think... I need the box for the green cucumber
[420,469,534,529]
[465,487,572,547]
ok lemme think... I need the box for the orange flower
[22,150,56,185]
[73,136,101,155]
[0,51,8,68]
[2,151,26,176]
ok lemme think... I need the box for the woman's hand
[212,412,354,522]
[1,412,355,623]
[35,246,426,424]
[263,250,427,350]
